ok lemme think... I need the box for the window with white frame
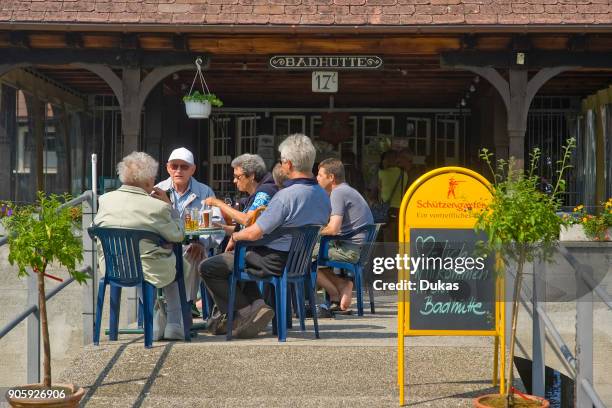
[361,116,394,194]
[273,116,305,147]
[406,117,430,162]
[209,117,233,194]
[16,122,58,174]
[310,115,357,157]
[237,116,259,155]
[362,116,394,150]
[434,116,459,166]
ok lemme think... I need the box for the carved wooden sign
[269,55,383,70]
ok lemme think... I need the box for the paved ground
[59,295,507,407]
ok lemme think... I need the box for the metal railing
[0,190,97,384]
[515,243,611,408]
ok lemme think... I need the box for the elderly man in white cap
[156,147,223,317]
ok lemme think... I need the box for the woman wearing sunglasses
[204,153,278,251]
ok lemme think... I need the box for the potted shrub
[473,138,575,408]
[0,202,12,236]
[560,199,612,241]
[2,192,89,407]
[183,90,223,119]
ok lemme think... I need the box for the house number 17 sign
[312,71,338,93]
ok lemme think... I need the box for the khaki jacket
[94,185,184,288]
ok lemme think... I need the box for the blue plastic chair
[227,225,322,342]
[88,227,192,348]
[314,223,382,316]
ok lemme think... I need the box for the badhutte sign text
[269,55,383,70]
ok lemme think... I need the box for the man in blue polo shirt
[199,134,331,338]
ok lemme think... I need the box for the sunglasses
[169,163,191,171]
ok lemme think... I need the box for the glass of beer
[184,211,193,232]
[201,205,212,228]
[191,208,201,230]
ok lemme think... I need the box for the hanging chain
[188,57,211,96]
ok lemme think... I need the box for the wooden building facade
[1,2,612,206]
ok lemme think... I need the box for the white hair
[278,134,316,173]
[231,154,267,182]
[116,151,159,184]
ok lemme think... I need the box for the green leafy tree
[475,138,575,407]
[2,192,88,387]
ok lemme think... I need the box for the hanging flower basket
[184,98,211,119]
[183,58,223,119]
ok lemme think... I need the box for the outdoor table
[184,226,226,243]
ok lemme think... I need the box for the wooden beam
[9,31,29,48]
[511,35,531,52]
[0,48,208,69]
[120,33,139,50]
[568,35,587,52]
[0,69,87,110]
[441,51,612,69]
[461,34,477,50]
[72,63,123,105]
[173,34,188,51]
[65,33,84,49]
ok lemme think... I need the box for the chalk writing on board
[409,228,495,331]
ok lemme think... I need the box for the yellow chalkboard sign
[396,167,505,406]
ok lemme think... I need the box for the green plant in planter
[474,138,575,407]
[182,90,223,107]
[566,198,612,240]
[2,192,88,388]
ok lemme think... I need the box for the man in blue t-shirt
[314,158,374,312]
[199,134,330,339]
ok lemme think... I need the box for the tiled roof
[1,0,611,26]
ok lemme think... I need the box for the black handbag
[371,175,402,223]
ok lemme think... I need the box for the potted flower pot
[184,100,211,119]
[5,383,85,408]
[2,194,88,408]
[559,224,589,241]
[473,393,549,407]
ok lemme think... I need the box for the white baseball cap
[167,147,194,165]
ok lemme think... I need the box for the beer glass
[184,211,193,232]
[190,207,200,230]
[201,204,212,228]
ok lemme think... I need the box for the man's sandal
[329,301,353,315]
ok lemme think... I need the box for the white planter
[560,225,589,241]
[185,100,211,119]
[560,224,612,241]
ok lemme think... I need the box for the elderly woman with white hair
[94,151,191,340]
[204,154,278,240]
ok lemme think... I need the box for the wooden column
[453,64,571,170]
[121,67,141,155]
[30,97,45,193]
[76,63,191,158]
[144,84,163,163]
[59,105,73,194]
[507,69,529,169]
[0,85,16,200]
